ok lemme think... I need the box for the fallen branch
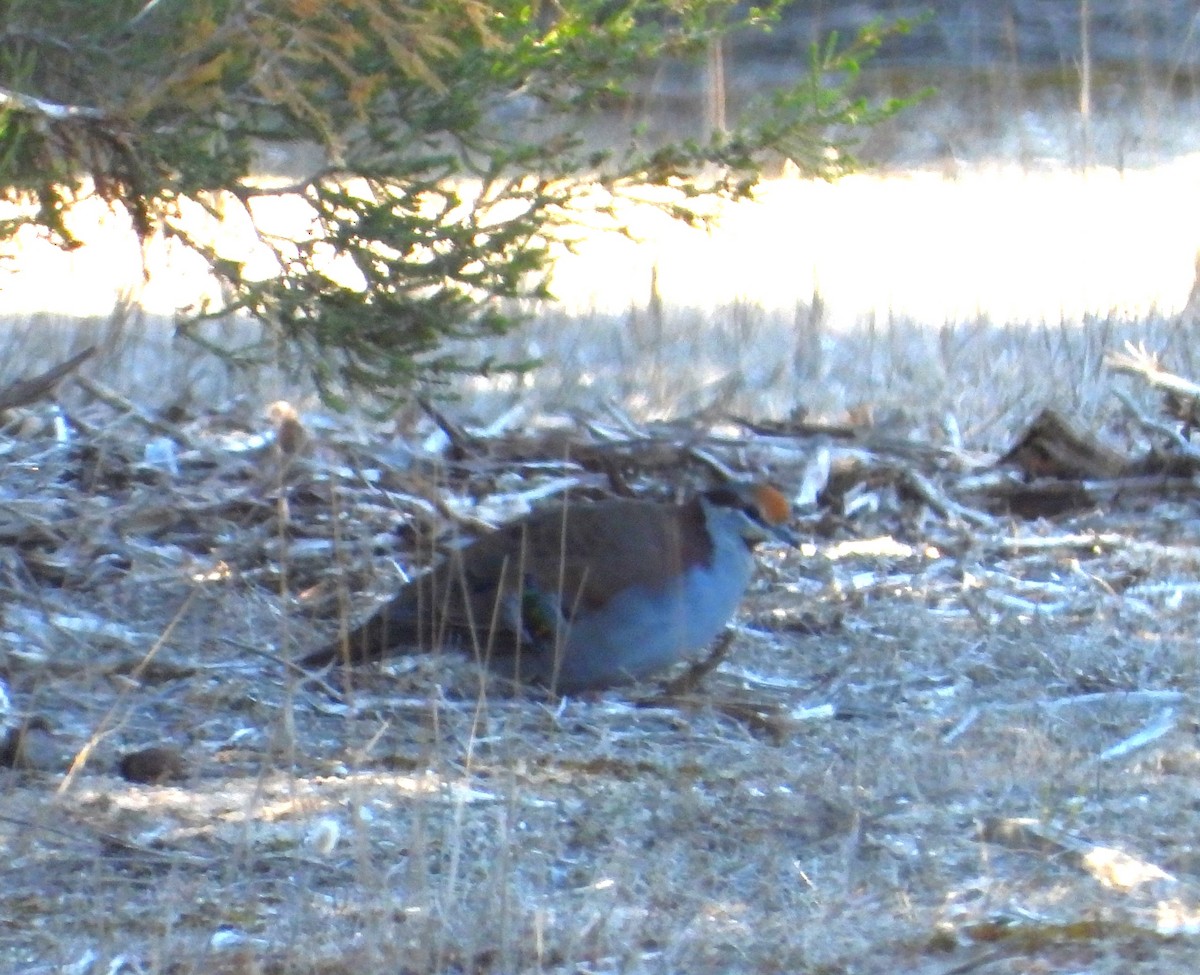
[73,374,194,447]
[1108,341,1200,402]
[0,346,96,412]
[963,473,1199,519]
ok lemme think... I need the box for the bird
[300,482,796,693]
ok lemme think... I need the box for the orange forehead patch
[754,485,792,525]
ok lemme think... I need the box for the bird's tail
[298,590,429,670]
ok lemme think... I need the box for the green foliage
[0,0,919,407]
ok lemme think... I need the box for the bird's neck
[680,495,717,570]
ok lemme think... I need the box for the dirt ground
[7,8,1200,967]
[3,385,1200,975]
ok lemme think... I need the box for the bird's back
[425,496,703,626]
[307,496,702,667]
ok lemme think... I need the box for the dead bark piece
[981,474,1198,519]
[998,408,1134,480]
[0,346,96,412]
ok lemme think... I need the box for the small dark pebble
[117,746,187,784]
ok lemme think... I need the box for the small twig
[1126,580,1200,600]
[59,589,199,794]
[658,629,736,695]
[597,399,644,438]
[989,532,1126,555]
[0,813,209,865]
[220,637,347,702]
[686,445,741,483]
[1037,689,1185,711]
[942,705,980,744]
[943,691,1186,742]
[899,468,995,529]
[1092,708,1176,764]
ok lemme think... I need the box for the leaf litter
[3,346,1200,972]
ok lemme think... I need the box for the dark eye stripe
[705,487,745,509]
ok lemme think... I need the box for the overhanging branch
[0,85,107,121]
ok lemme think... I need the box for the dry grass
[6,79,1200,975]
[5,458,1200,973]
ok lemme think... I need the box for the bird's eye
[742,504,759,520]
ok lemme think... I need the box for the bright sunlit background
[4,155,1199,328]
[7,9,1200,427]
